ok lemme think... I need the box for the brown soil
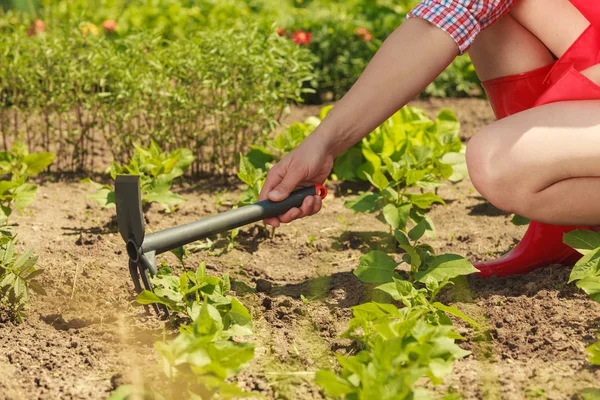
[1,98,599,400]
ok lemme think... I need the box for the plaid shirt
[407,0,518,54]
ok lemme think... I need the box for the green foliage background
[4,0,482,101]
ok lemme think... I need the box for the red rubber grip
[315,185,328,199]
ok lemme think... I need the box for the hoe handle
[140,185,327,256]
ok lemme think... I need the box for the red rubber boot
[475,36,600,277]
[475,222,590,278]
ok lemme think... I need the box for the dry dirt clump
[0,99,598,400]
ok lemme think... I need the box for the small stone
[110,373,125,390]
[262,297,272,310]
[279,299,292,308]
[255,279,272,294]
[293,307,306,316]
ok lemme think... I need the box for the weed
[0,228,45,323]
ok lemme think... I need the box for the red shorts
[481,0,600,120]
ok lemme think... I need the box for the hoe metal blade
[115,175,145,249]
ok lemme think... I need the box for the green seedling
[0,229,45,323]
[316,104,479,398]
[316,302,470,399]
[136,262,253,336]
[111,263,257,400]
[563,230,600,303]
[587,335,600,366]
[82,140,194,212]
[0,142,54,219]
[341,107,468,238]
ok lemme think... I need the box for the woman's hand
[258,18,458,227]
[258,133,334,227]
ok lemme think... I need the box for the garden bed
[0,98,598,400]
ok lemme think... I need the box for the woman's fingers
[259,163,283,202]
[264,217,280,228]
[308,195,322,216]
[264,195,322,227]
[276,195,322,224]
[277,207,303,224]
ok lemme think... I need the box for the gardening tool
[115,175,327,315]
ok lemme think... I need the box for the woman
[259,0,600,277]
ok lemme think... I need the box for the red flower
[292,30,312,45]
[354,27,373,42]
[102,20,117,33]
[27,19,45,36]
[276,27,285,36]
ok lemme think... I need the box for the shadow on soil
[467,196,510,217]
[464,263,583,300]
[61,212,119,236]
[330,231,396,254]
[267,272,386,310]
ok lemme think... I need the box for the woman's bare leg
[468,101,600,225]
[467,0,600,226]
[510,0,589,59]
[469,13,554,82]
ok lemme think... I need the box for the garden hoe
[115,175,327,316]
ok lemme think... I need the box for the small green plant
[0,142,54,219]
[562,230,600,398]
[136,262,252,334]
[110,303,256,400]
[315,102,478,397]
[316,265,478,399]
[587,335,600,366]
[563,230,600,303]
[111,263,256,399]
[334,106,466,183]
[341,107,467,238]
[525,388,546,399]
[511,214,530,226]
[237,154,267,206]
[0,228,45,323]
[316,202,479,398]
[82,140,194,212]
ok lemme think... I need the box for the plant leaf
[407,192,445,209]
[408,220,428,241]
[569,248,600,283]
[415,254,479,283]
[344,192,382,214]
[576,276,600,303]
[22,153,55,176]
[564,230,600,255]
[382,203,400,230]
[432,302,480,328]
[315,370,354,396]
[353,250,399,283]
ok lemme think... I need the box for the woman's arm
[259,17,459,226]
[314,17,458,157]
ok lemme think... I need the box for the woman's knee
[465,128,524,214]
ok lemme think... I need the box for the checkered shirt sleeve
[407,0,518,54]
